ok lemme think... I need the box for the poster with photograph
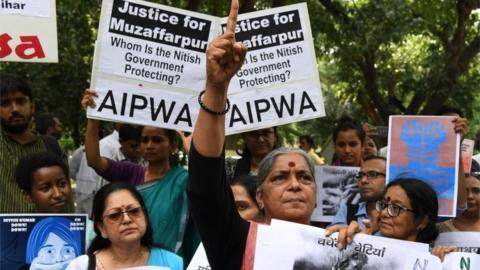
[387,116,460,217]
[0,214,87,270]
[442,252,480,270]
[0,0,58,62]
[254,219,439,270]
[435,232,480,254]
[311,166,360,222]
[89,0,324,135]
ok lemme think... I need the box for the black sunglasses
[102,206,144,223]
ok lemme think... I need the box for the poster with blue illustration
[0,214,87,270]
[387,116,460,217]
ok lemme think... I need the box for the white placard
[186,243,210,270]
[90,79,199,131]
[0,0,51,17]
[442,252,480,270]
[0,0,57,62]
[89,0,324,135]
[435,232,480,254]
[94,0,216,90]
[221,5,320,95]
[253,219,440,270]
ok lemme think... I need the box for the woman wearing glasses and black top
[373,178,439,243]
[330,177,439,242]
[330,178,458,261]
[67,182,182,270]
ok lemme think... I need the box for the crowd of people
[1,1,480,269]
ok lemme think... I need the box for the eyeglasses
[141,136,164,144]
[356,171,386,181]
[375,200,414,217]
[102,206,144,223]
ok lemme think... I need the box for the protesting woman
[82,90,198,259]
[187,1,317,269]
[67,182,182,269]
[329,178,457,261]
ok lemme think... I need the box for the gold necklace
[96,247,147,270]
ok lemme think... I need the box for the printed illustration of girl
[20,217,82,270]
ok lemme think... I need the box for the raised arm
[187,2,249,269]
[454,116,468,208]
[82,89,109,174]
[192,0,247,157]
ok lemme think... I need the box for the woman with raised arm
[187,1,317,269]
[82,92,199,260]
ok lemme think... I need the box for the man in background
[329,156,387,230]
[35,112,62,139]
[0,73,64,213]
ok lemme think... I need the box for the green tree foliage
[311,0,480,125]
[291,0,479,148]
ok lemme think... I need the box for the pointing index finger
[226,0,239,36]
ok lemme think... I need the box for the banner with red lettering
[0,0,58,62]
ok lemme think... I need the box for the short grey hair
[256,147,316,191]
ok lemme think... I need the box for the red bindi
[288,161,296,167]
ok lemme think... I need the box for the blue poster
[0,214,87,270]
[387,116,460,217]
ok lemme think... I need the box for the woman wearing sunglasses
[67,182,182,269]
[81,90,198,259]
